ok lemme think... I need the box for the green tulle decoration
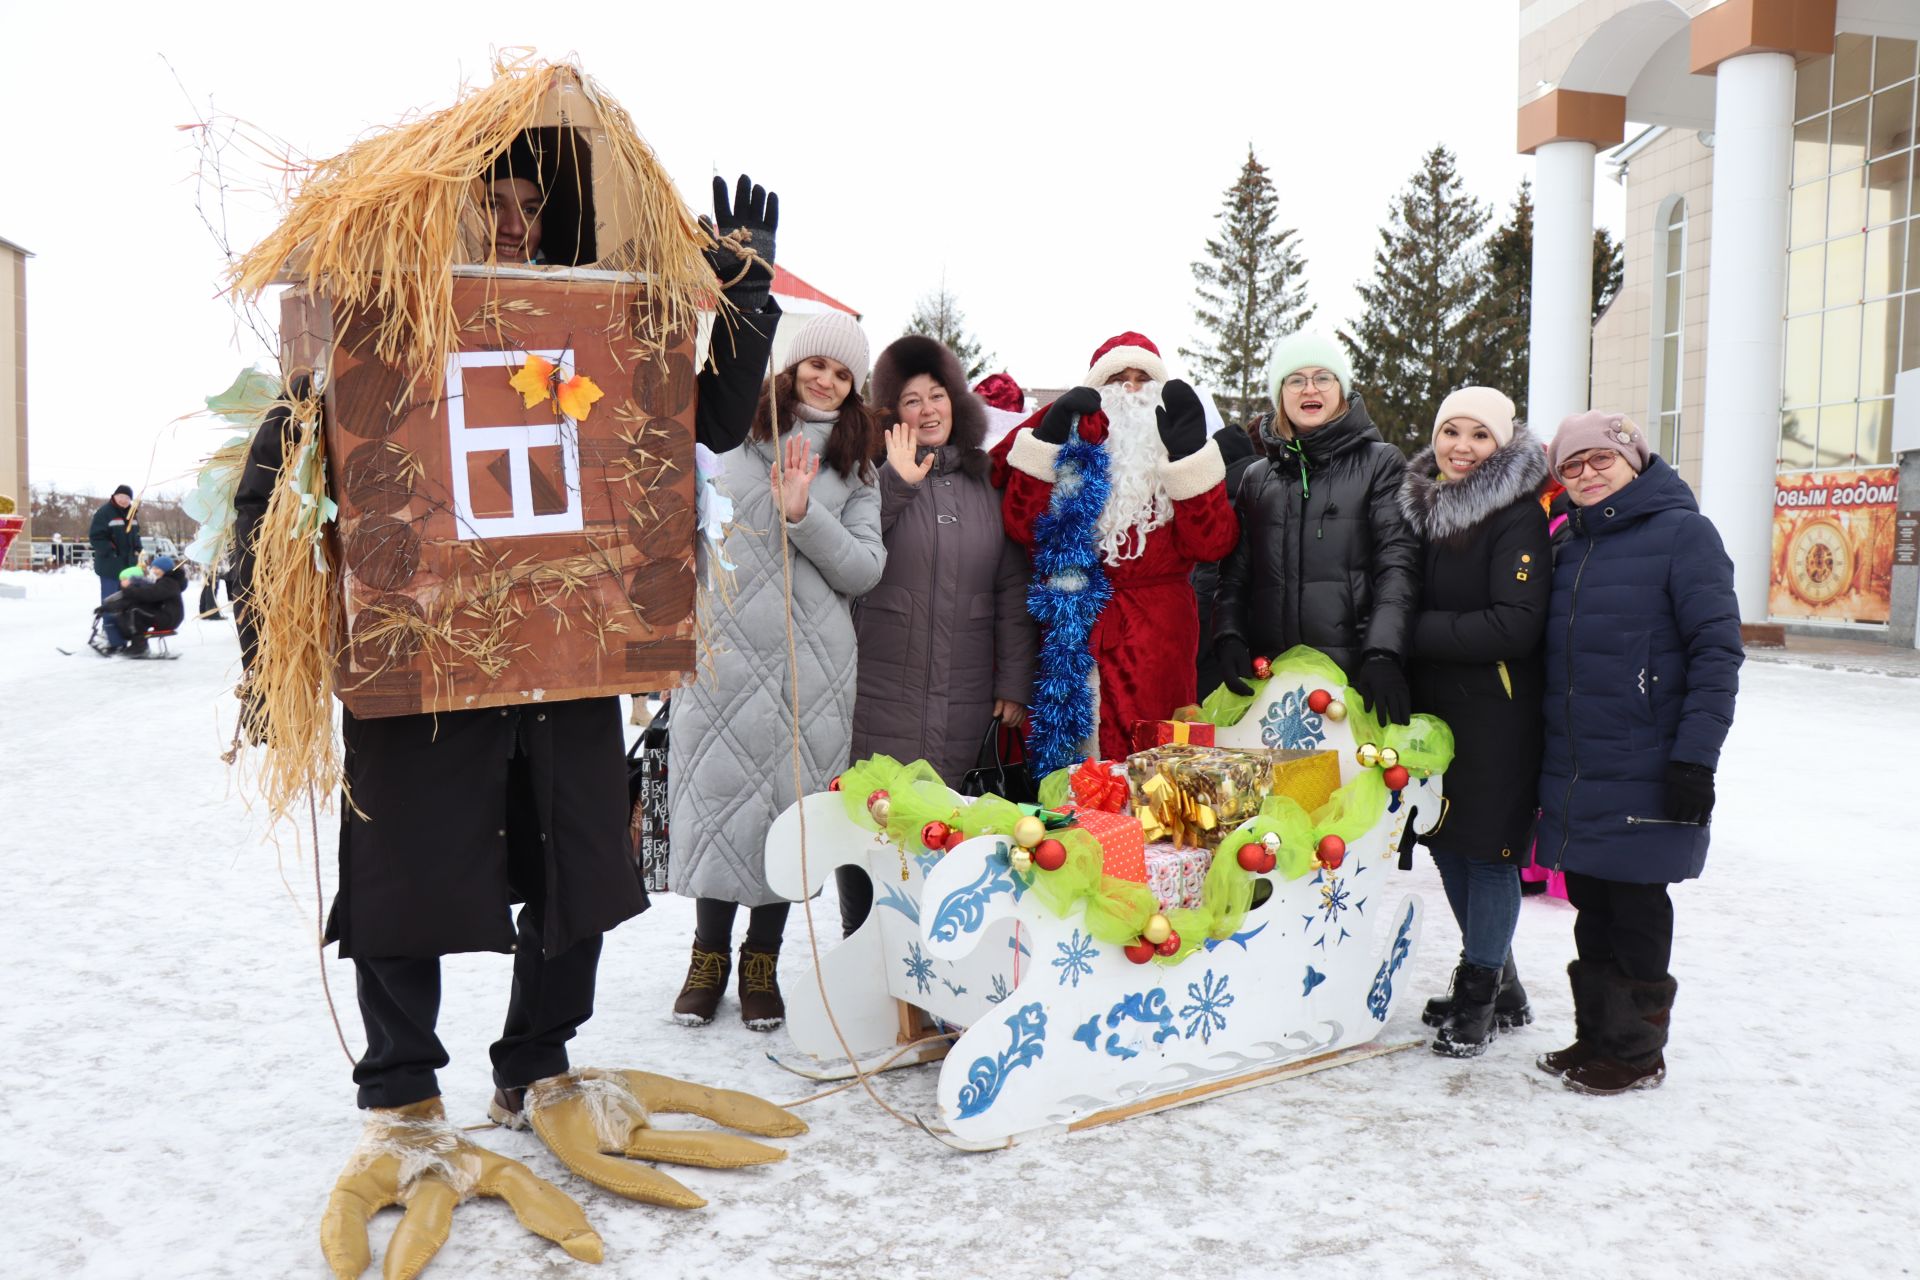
[1036,767,1073,810]
[1198,644,1353,727]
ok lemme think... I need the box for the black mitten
[702,174,778,312]
[1156,380,1208,460]
[1215,636,1255,697]
[1036,386,1100,445]
[1352,653,1412,725]
[1664,761,1716,824]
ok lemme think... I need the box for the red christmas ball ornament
[1317,833,1347,869]
[1032,838,1068,872]
[1382,764,1410,791]
[1124,939,1156,965]
[1306,688,1333,715]
[1236,842,1266,872]
[1252,656,1272,680]
[1258,850,1279,874]
[1156,931,1182,957]
[920,820,950,849]
[828,775,842,792]
[942,828,967,851]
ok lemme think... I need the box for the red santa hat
[1081,331,1167,389]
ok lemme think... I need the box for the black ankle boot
[1432,962,1501,1057]
[1426,953,1531,1030]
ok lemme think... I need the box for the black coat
[1399,431,1552,861]
[233,303,777,959]
[88,500,140,579]
[1213,395,1420,677]
[110,566,189,633]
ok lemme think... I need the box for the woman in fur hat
[838,336,1038,935]
[1398,388,1551,1056]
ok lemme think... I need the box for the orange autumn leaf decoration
[509,354,556,408]
[556,373,605,422]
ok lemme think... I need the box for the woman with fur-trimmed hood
[1399,387,1552,1059]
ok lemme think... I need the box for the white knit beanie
[1266,331,1354,407]
[1433,386,1518,448]
[783,311,870,386]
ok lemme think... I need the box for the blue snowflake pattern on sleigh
[1260,688,1327,751]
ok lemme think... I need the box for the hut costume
[225,58,805,1280]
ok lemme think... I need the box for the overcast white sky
[3,0,1624,497]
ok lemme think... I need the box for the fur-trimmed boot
[1431,961,1502,1057]
[1424,953,1532,1030]
[737,943,785,1032]
[1538,958,1611,1077]
[671,943,731,1026]
[1562,971,1677,1096]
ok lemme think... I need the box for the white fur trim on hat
[783,311,870,386]
[1007,427,1060,483]
[1082,345,1168,390]
[1160,438,1226,500]
[1266,331,1354,406]
[1433,386,1518,448]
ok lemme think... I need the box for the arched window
[1650,196,1685,462]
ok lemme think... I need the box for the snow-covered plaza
[3,567,1915,1279]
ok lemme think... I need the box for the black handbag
[626,699,672,893]
[960,716,1036,803]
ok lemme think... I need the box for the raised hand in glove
[1156,379,1208,460]
[501,1068,807,1209]
[1036,385,1101,445]
[321,1097,601,1280]
[1352,652,1412,725]
[1215,636,1257,697]
[1664,761,1716,824]
[701,174,778,312]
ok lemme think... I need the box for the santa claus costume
[998,333,1239,768]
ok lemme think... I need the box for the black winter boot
[1431,962,1501,1057]
[738,944,786,1032]
[671,943,731,1026]
[1563,972,1677,1096]
[1425,953,1532,1030]
[1538,959,1610,1077]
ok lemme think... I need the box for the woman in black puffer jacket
[1212,332,1420,723]
[1398,388,1551,1057]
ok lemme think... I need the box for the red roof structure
[771,265,859,318]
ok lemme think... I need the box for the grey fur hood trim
[1399,426,1548,540]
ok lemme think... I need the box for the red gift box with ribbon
[1130,719,1216,753]
[1069,758,1131,813]
[1060,806,1148,884]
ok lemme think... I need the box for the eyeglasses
[1556,450,1621,481]
[1281,371,1339,394]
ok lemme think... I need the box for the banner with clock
[1769,467,1898,624]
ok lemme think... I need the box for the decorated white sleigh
[764,649,1453,1146]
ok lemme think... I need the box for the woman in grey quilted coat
[668,311,884,1030]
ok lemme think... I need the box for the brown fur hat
[870,335,988,470]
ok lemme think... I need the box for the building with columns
[0,235,27,568]
[1520,0,1920,643]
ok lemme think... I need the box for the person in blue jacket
[1535,411,1742,1095]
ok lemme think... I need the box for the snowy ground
[2,566,1917,1279]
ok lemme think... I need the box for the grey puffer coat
[850,449,1036,784]
[668,416,885,906]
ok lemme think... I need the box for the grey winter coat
[850,450,1037,784]
[668,416,886,907]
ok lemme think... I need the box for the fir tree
[1178,147,1314,426]
[1339,145,1490,452]
[905,284,994,382]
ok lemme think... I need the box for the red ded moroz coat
[995,409,1239,759]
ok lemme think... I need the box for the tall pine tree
[1179,148,1313,426]
[906,284,994,381]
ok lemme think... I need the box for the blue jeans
[1429,850,1521,971]
[98,576,126,648]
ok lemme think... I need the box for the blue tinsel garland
[1024,434,1113,776]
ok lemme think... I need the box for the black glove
[1156,379,1208,460]
[1215,637,1255,697]
[1352,653,1412,725]
[1035,386,1100,445]
[1664,761,1716,824]
[701,174,778,312]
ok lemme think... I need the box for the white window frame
[445,348,584,541]
[1649,194,1687,464]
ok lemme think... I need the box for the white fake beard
[1094,380,1173,564]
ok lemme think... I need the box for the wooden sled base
[914,1037,1423,1152]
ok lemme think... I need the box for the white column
[1699,51,1795,623]
[1527,140,1597,437]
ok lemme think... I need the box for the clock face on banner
[1786,518,1852,606]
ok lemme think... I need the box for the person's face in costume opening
[896,373,952,447]
[795,356,854,412]
[1103,366,1154,395]
[1280,367,1345,433]
[1558,448,1636,506]
[486,177,544,263]
[113,492,131,510]
[1435,417,1499,481]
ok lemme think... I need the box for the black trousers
[834,865,874,939]
[1564,871,1674,982]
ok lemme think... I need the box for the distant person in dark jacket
[88,484,140,652]
[1212,331,1420,722]
[1534,411,1742,1097]
[99,555,187,655]
[1399,387,1550,1057]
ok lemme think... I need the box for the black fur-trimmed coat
[1400,429,1552,862]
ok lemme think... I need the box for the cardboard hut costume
[226,59,805,1279]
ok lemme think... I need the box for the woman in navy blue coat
[1535,411,1742,1095]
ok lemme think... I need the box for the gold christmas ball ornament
[1142,913,1173,945]
[1013,816,1047,850]
[1009,846,1034,874]
[1379,747,1400,769]
[869,797,892,826]
[1356,743,1381,769]
[1325,699,1347,722]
